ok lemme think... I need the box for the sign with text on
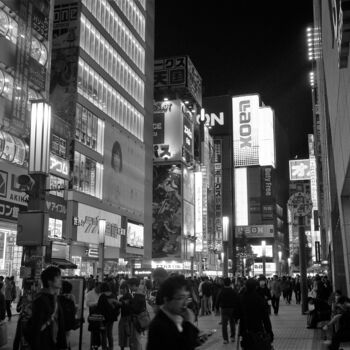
[49,154,70,180]
[289,159,310,181]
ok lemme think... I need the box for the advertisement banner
[194,172,203,252]
[153,100,182,162]
[0,199,26,222]
[187,56,202,106]
[152,164,182,259]
[214,139,223,245]
[183,167,194,204]
[258,107,275,167]
[201,165,209,252]
[51,0,80,125]
[289,159,311,181]
[75,203,122,247]
[232,94,260,167]
[103,123,145,219]
[235,225,274,238]
[183,114,194,159]
[261,166,273,199]
[127,222,144,249]
[153,113,165,144]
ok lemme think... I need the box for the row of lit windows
[82,0,145,73]
[80,15,144,106]
[0,9,48,66]
[76,103,105,154]
[112,0,145,40]
[135,0,146,10]
[73,151,103,199]
[77,59,144,141]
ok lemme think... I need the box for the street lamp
[243,257,246,277]
[287,257,291,276]
[278,251,282,277]
[98,219,106,282]
[222,216,229,277]
[261,240,266,276]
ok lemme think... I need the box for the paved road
[2,301,323,350]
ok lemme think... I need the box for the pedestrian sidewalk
[197,301,322,350]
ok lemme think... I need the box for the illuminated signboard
[254,262,276,274]
[214,139,223,246]
[127,222,144,249]
[251,245,273,257]
[234,168,248,226]
[49,154,70,179]
[196,108,224,127]
[153,100,193,162]
[258,107,275,167]
[232,95,260,167]
[235,224,274,238]
[289,159,311,181]
[194,172,203,252]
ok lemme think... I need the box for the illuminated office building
[51,0,155,275]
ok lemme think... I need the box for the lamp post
[18,100,51,292]
[190,241,195,278]
[278,251,282,277]
[261,240,266,276]
[98,219,106,282]
[287,257,291,276]
[243,257,246,277]
[222,216,229,277]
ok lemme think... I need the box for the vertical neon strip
[235,167,248,225]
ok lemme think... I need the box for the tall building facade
[204,94,289,277]
[0,0,54,278]
[310,0,350,293]
[51,0,155,275]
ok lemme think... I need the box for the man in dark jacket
[216,277,239,344]
[147,275,200,350]
[31,266,67,350]
[240,278,273,350]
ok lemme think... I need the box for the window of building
[51,134,67,158]
[80,15,144,106]
[75,103,104,154]
[49,175,65,198]
[0,69,13,101]
[73,151,103,198]
[82,0,145,73]
[30,36,48,66]
[77,58,143,140]
[112,0,145,40]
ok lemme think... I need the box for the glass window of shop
[0,228,22,280]
[73,151,103,198]
[77,59,143,141]
[0,9,18,45]
[75,104,104,154]
[51,134,67,158]
[49,175,65,197]
[80,15,144,106]
[82,0,145,73]
[113,0,145,40]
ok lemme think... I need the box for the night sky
[154,0,314,158]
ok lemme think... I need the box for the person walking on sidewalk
[216,277,239,344]
[4,277,12,321]
[270,275,282,315]
[294,275,301,304]
[240,278,274,350]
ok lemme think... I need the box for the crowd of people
[0,268,348,350]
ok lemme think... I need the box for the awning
[51,258,77,270]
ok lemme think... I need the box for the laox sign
[239,100,251,148]
[196,108,224,126]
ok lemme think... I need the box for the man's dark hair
[41,266,61,288]
[128,278,140,287]
[223,277,231,287]
[159,275,187,301]
[62,280,73,294]
[100,282,111,293]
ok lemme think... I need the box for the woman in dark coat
[118,283,133,350]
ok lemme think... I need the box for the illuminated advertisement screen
[48,218,63,239]
[289,159,311,181]
[258,107,275,167]
[127,222,144,249]
[232,95,260,167]
[152,164,182,258]
[251,244,273,257]
[194,172,203,252]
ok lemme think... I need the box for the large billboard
[232,95,260,167]
[232,96,276,168]
[214,139,223,245]
[235,224,274,238]
[103,123,145,220]
[153,100,193,163]
[154,56,202,106]
[194,171,203,252]
[152,164,182,258]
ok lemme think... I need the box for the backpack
[58,295,76,331]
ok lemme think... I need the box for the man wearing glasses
[146,275,200,350]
